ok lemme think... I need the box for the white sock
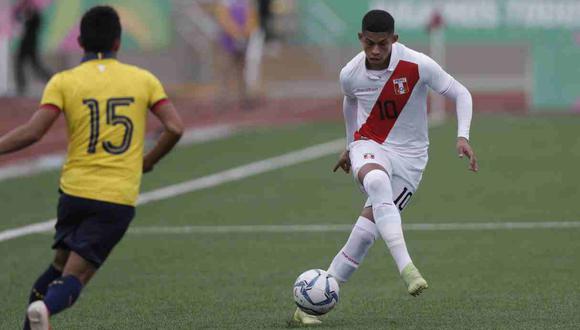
[363,170,412,273]
[327,216,379,283]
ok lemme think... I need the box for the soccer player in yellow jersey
[0,6,184,330]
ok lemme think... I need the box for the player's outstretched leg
[293,214,379,325]
[23,250,69,330]
[23,265,62,330]
[360,167,428,296]
[327,215,379,283]
[27,251,93,329]
[27,274,83,330]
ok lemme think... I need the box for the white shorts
[349,140,428,212]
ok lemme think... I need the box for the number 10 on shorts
[394,187,413,211]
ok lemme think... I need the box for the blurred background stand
[1,0,579,116]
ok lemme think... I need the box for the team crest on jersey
[363,153,375,160]
[393,77,409,95]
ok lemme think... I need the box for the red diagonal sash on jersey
[354,60,420,144]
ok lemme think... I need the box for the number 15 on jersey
[83,97,135,155]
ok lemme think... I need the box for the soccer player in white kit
[294,9,478,325]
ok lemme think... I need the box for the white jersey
[340,42,456,158]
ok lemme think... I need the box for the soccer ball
[293,269,339,316]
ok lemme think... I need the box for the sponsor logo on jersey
[363,153,375,159]
[393,77,409,95]
[354,87,381,93]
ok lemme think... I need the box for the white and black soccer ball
[293,269,339,316]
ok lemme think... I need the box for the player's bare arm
[457,137,478,172]
[0,107,60,155]
[143,101,184,173]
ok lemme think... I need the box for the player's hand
[333,149,351,173]
[143,158,155,174]
[457,137,478,172]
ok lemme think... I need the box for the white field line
[127,221,580,235]
[0,220,57,242]
[0,154,65,182]
[16,221,580,239]
[136,139,344,205]
[0,125,237,182]
[0,139,345,243]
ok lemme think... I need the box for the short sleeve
[339,68,355,98]
[420,54,454,95]
[147,72,169,109]
[40,74,64,110]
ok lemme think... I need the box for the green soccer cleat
[401,263,429,297]
[293,307,322,325]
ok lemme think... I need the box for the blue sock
[28,265,62,303]
[43,275,83,316]
[23,265,62,330]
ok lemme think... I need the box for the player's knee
[362,169,392,200]
[357,163,386,184]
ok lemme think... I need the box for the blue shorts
[52,193,135,268]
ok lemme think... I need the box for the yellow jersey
[40,56,168,206]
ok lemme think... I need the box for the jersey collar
[387,42,400,71]
[364,42,400,80]
[81,52,117,63]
